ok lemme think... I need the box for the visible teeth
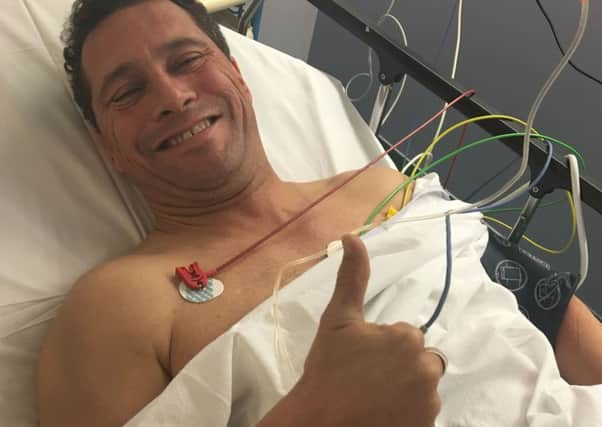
[181,130,193,141]
[165,138,179,148]
[192,119,211,135]
[162,118,214,150]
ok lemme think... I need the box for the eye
[175,54,203,71]
[111,87,141,104]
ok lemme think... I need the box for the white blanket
[126,174,602,426]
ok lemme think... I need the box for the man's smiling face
[82,0,257,194]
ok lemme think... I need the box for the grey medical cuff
[481,229,578,348]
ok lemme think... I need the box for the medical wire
[535,0,602,86]
[377,138,550,332]
[420,214,452,333]
[469,0,589,213]
[410,114,538,180]
[465,140,554,214]
[401,152,432,175]
[405,114,541,207]
[365,132,584,225]
[345,1,408,124]
[483,214,572,254]
[433,1,460,68]
[269,134,572,358]
[431,0,463,142]
[484,197,563,214]
[567,154,589,290]
[209,90,474,276]
[270,222,379,380]
[384,0,396,16]
[374,133,584,225]
[482,189,577,255]
[345,50,375,102]
[406,2,589,215]
[442,123,469,188]
[382,13,408,125]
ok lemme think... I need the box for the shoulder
[50,254,174,353]
[38,255,173,425]
[331,166,414,200]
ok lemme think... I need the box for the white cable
[566,154,588,290]
[379,12,409,125]
[468,0,589,212]
[432,0,463,141]
[345,50,375,102]
[383,74,407,124]
[345,0,408,118]
[401,152,432,175]
[384,0,396,16]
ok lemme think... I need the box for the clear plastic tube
[468,0,589,211]
[379,13,409,124]
[345,2,408,111]
[432,0,463,141]
[271,223,378,381]
[567,154,589,289]
[384,0,396,16]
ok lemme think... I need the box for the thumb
[322,234,371,324]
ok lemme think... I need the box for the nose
[152,72,197,121]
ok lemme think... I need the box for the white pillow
[0,1,391,425]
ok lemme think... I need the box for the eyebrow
[98,62,138,102]
[156,36,208,57]
[97,37,209,101]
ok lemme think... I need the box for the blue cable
[420,141,552,333]
[466,140,554,214]
[251,0,264,40]
[421,214,452,333]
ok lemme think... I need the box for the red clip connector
[175,262,217,290]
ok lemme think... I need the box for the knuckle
[407,327,425,347]
[426,394,442,420]
[419,354,443,383]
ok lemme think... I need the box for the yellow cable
[482,191,576,255]
[402,114,541,207]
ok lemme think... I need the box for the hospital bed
[0,1,391,424]
[1,0,601,426]
[311,0,602,214]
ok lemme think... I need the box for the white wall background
[258,0,318,61]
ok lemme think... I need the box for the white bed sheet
[125,174,602,426]
[0,1,390,425]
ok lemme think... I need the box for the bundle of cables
[269,0,591,383]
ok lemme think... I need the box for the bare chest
[143,174,412,377]
[165,204,378,376]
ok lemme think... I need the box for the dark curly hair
[62,0,230,130]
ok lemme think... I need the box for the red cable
[443,123,469,189]
[180,89,476,281]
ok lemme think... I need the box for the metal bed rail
[307,0,602,215]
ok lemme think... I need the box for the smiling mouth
[156,115,220,151]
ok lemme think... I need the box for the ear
[90,126,124,173]
[229,56,252,99]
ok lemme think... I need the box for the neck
[144,169,312,249]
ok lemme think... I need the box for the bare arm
[555,296,602,385]
[40,236,441,427]
[37,272,171,426]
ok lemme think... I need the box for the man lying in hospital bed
[2,0,595,425]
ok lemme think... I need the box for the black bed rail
[308,0,602,215]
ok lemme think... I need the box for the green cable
[364,132,585,225]
[483,198,564,214]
